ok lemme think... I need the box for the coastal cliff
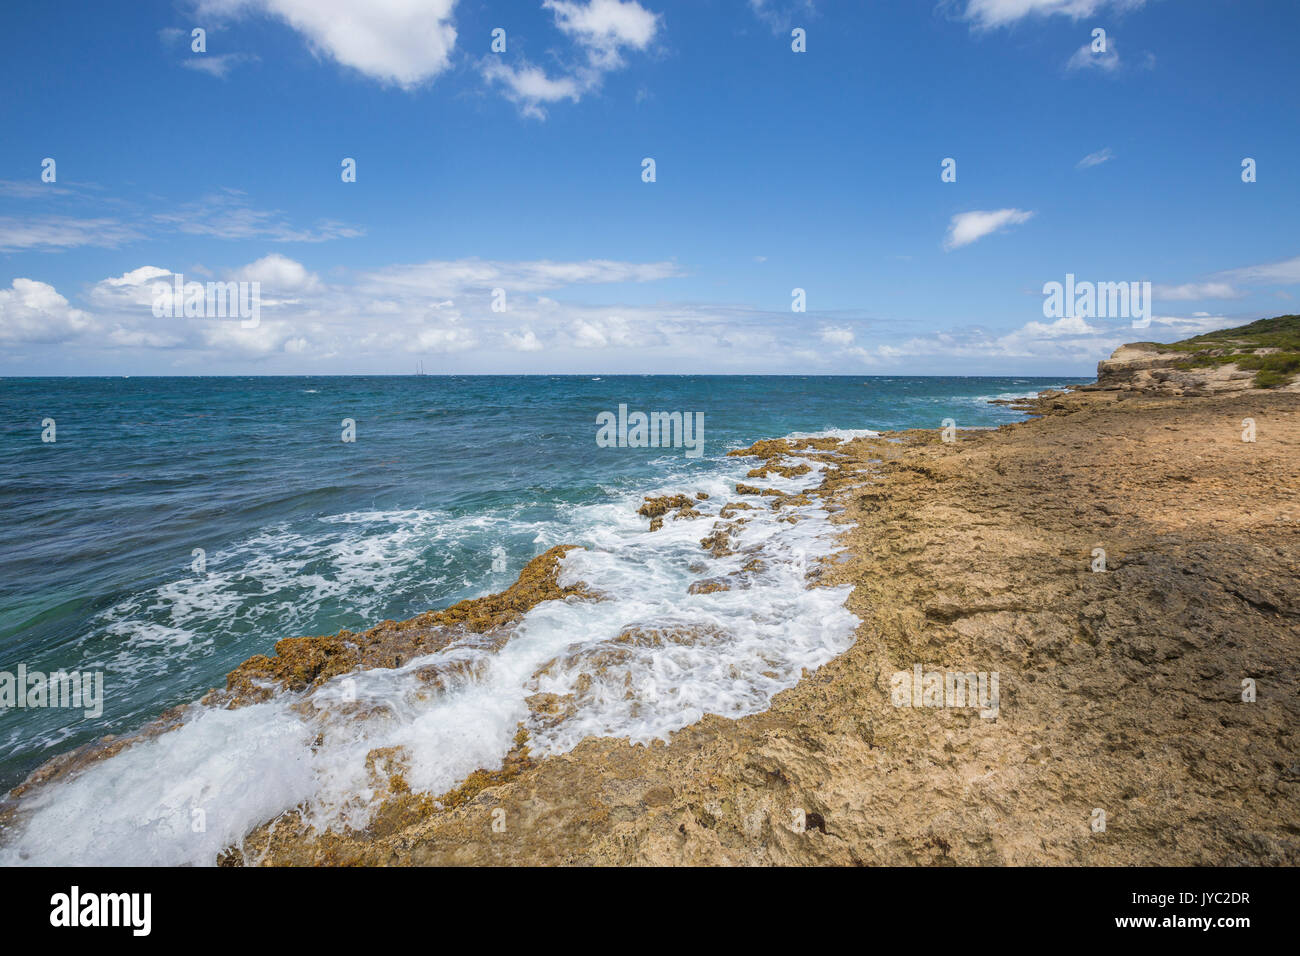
[1091,315,1300,395]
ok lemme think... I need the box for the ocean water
[0,375,1075,863]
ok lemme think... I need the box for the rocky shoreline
[226,384,1300,865]
[7,351,1299,866]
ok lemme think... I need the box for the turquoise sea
[0,374,1077,862]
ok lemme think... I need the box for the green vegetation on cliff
[1136,315,1300,388]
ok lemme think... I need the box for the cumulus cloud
[413,319,477,353]
[503,328,544,351]
[568,315,653,349]
[24,249,1257,375]
[231,253,320,291]
[482,0,660,117]
[89,266,174,311]
[197,318,303,357]
[0,279,97,344]
[545,0,659,68]
[480,60,583,118]
[943,208,1035,250]
[194,0,458,89]
[11,254,697,369]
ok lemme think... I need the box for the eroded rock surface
[218,389,1300,865]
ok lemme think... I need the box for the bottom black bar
[7,866,1281,942]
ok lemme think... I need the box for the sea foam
[0,440,858,866]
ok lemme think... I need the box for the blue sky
[1,0,1297,375]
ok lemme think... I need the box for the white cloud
[1217,254,1300,285]
[0,187,360,251]
[232,253,320,291]
[181,53,258,77]
[106,266,173,288]
[1016,314,1100,338]
[943,208,1035,250]
[503,328,544,351]
[194,0,458,89]
[105,327,185,349]
[0,180,73,198]
[964,0,1145,30]
[568,315,648,349]
[855,313,1123,366]
[1076,147,1113,169]
[818,325,855,346]
[23,254,695,368]
[89,266,175,311]
[0,217,142,252]
[545,0,659,68]
[414,321,477,353]
[0,279,97,344]
[199,319,302,357]
[569,319,607,349]
[1146,255,1300,309]
[1143,314,1240,336]
[480,60,583,118]
[360,257,680,297]
[1154,282,1242,301]
[1067,38,1120,72]
[851,309,1257,370]
[482,0,660,117]
[153,191,363,242]
[748,0,817,34]
[28,249,1262,375]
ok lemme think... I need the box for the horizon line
[0,372,1095,380]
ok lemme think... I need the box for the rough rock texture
[1093,344,1260,395]
[1,544,591,815]
[638,494,706,531]
[1092,315,1300,394]
[224,388,1300,865]
[214,544,590,708]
